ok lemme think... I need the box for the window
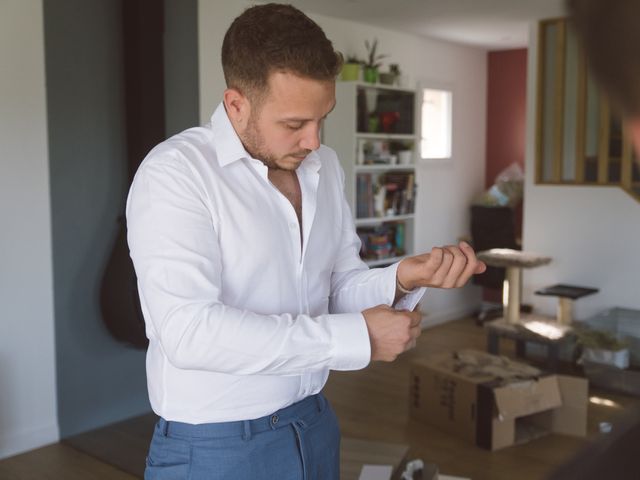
[420,87,452,160]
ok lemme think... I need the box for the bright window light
[421,88,452,159]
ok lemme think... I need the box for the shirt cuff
[395,287,427,311]
[326,313,371,371]
[387,261,426,311]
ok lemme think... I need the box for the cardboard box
[409,350,588,450]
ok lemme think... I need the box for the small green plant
[364,38,388,69]
[575,327,628,351]
[389,63,401,76]
[345,55,364,65]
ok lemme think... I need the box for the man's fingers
[413,243,486,289]
[430,247,454,285]
[410,324,422,339]
[426,247,444,270]
[405,325,421,351]
[409,311,422,327]
[396,311,421,352]
[442,245,467,288]
[455,241,485,287]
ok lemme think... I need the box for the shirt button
[289,222,297,229]
[271,414,279,425]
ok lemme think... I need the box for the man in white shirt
[127,4,485,479]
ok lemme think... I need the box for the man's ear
[223,88,250,132]
[628,117,640,157]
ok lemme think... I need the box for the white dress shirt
[126,103,425,424]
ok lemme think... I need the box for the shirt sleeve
[126,155,370,377]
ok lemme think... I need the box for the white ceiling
[288,0,567,50]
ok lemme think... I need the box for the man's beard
[240,115,310,171]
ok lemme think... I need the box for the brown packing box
[409,350,588,450]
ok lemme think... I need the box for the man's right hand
[362,305,422,362]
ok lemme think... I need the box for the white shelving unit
[323,81,419,267]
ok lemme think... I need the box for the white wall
[197,0,248,123]
[0,0,59,459]
[523,24,640,320]
[198,1,487,325]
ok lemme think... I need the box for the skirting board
[0,423,59,460]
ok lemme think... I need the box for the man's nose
[299,124,321,151]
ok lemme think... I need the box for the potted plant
[341,55,363,82]
[379,63,400,85]
[390,63,401,85]
[363,38,387,84]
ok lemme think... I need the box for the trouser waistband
[158,394,326,440]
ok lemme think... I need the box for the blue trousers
[144,393,340,480]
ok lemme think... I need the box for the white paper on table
[358,464,393,480]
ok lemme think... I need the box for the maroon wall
[483,49,527,303]
[485,49,527,188]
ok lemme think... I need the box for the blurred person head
[568,0,640,152]
[547,2,640,478]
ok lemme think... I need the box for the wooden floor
[1,316,639,479]
[0,443,138,480]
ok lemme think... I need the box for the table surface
[477,248,552,268]
[485,315,575,343]
[535,284,599,299]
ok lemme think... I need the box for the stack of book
[356,173,375,218]
[356,172,416,219]
[383,172,415,215]
[357,222,406,261]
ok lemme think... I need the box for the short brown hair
[568,0,640,116]
[221,3,343,101]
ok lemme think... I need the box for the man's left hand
[397,241,486,290]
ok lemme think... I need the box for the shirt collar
[209,101,323,173]
[299,149,321,174]
[210,102,251,167]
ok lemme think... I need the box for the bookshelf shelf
[355,164,415,172]
[323,81,419,265]
[355,214,414,226]
[339,80,415,93]
[356,133,418,141]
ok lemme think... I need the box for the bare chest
[268,170,303,228]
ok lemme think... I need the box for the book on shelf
[356,171,416,218]
[356,173,374,218]
[357,139,416,166]
[357,221,406,261]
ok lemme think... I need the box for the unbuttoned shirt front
[126,103,424,424]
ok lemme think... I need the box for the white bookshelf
[323,81,419,267]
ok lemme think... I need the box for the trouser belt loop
[161,418,170,437]
[315,393,325,412]
[242,420,252,441]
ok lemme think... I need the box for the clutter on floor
[485,315,574,371]
[342,437,408,480]
[579,307,640,395]
[410,349,588,451]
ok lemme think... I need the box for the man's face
[239,71,336,170]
